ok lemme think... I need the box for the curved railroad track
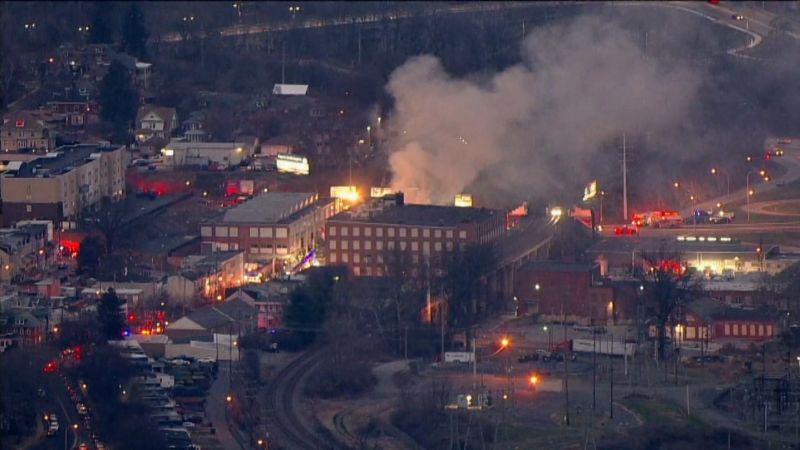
[266,348,342,450]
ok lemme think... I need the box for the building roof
[182,298,255,331]
[519,260,599,273]
[329,203,503,227]
[136,105,177,127]
[0,224,48,254]
[1,111,48,131]
[6,143,123,178]
[686,297,777,323]
[222,192,317,223]
[272,84,309,96]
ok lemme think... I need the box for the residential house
[0,223,49,282]
[173,250,245,301]
[1,111,57,152]
[135,105,178,142]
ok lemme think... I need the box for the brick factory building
[324,193,506,276]
[200,192,338,266]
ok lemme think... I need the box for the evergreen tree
[89,3,114,44]
[120,4,148,59]
[99,60,137,141]
[97,288,126,341]
[77,235,103,277]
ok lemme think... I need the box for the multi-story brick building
[200,192,338,266]
[1,111,57,152]
[0,144,127,227]
[325,194,506,276]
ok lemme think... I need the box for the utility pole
[592,330,597,414]
[563,299,570,426]
[610,335,614,419]
[622,134,628,222]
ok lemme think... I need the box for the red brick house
[669,297,777,344]
[514,261,617,325]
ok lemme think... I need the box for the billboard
[330,185,359,201]
[370,187,394,198]
[276,154,309,175]
[454,194,473,208]
[583,180,597,202]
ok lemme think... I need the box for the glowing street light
[673,181,680,189]
[500,337,510,348]
[529,374,539,385]
[226,394,233,403]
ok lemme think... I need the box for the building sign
[370,187,394,198]
[15,120,25,128]
[454,194,473,208]
[330,186,359,201]
[583,180,597,202]
[276,154,310,175]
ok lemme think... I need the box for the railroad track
[266,348,342,450]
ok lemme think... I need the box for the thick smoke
[385,15,703,205]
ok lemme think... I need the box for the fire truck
[632,210,683,228]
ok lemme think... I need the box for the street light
[500,337,510,348]
[746,169,767,223]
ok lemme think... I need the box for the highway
[152,1,800,47]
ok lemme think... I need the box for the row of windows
[723,323,772,337]
[249,244,289,255]
[329,224,466,240]
[329,240,455,253]
[201,226,289,239]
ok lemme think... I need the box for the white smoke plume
[385,15,703,205]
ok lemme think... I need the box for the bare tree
[638,250,700,362]
[84,197,130,253]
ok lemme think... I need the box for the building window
[353,266,361,276]
[215,226,228,237]
[423,228,430,238]
[435,229,442,238]
[341,227,349,237]
[435,242,442,252]
[400,228,407,238]
[330,253,337,263]
[400,242,407,251]
[342,241,349,250]
[354,253,360,263]
[250,227,258,238]
[260,227,273,238]
[276,228,288,238]
[329,226,337,236]
[250,245,259,254]
[388,228,395,237]
[353,227,360,237]
[342,253,349,263]
[411,228,418,238]
[376,241,383,250]
[732,324,738,335]
[387,241,395,250]
[446,230,454,238]
[411,242,418,252]
[364,227,372,237]
[758,325,765,336]
[229,227,239,237]
[376,227,383,237]
[330,240,337,250]
[423,242,430,255]
[446,242,454,251]
[459,230,467,239]
[365,241,372,250]
[749,325,755,336]
[353,241,360,250]
[377,254,384,263]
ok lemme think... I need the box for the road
[153,1,795,46]
[264,349,336,450]
[205,365,245,450]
